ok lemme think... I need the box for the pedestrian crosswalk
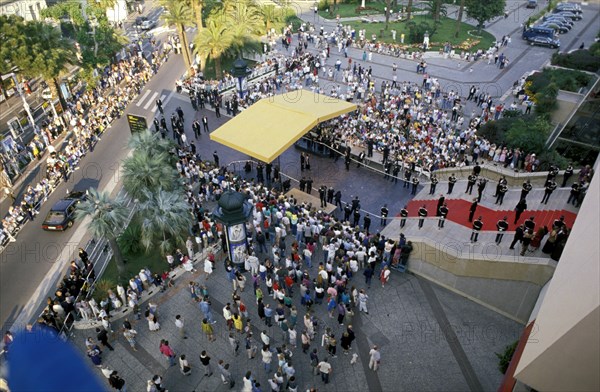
[135,89,173,114]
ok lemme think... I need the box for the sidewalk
[71,231,522,392]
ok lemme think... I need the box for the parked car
[528,36,561,49]
[554,4,582,14]
[526,0,538,8]
[41,191,87,231]
[542,15,574,27]
[539,22,570,34]
[554,11,583,20]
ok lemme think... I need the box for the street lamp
[212,190,253,267]
[231,58,251,100]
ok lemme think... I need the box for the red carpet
[404,199,577,231]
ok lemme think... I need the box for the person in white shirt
[369,345,381,371]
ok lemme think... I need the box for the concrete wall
[404,239,557,324]
[513,160,600,391]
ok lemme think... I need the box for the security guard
[471,216,483,243]
[447,174,457,194]
[495,216,509,244]
[429,174,438,195]
[520,180,532,200]
[438,203,448,229]
[465,173,477,194]
[418,204,428,229]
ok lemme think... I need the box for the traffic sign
[127,113,147,133]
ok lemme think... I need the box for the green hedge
[551,46,600,73]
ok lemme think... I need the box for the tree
[424,0,446,23]
[128,128,175,158]
[161,0,195,69]
[189,0,205,31]
[76,188,131,278]
[138,189,193,256]
[406,0,413,21]
[122,151,182,201]
[0,16,75,108]
[260,4,277,33]
[454,0,466,37]
[195,17,233,78]
[464,0,506,33]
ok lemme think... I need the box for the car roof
[50,199,76,212]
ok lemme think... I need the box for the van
[522,26,556,41]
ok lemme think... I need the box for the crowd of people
[0,42,170,249]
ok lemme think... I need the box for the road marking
[144,91,159,110]
[151,93,167,113]
[136,90,151,107]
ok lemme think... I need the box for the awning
[210,90,357,163]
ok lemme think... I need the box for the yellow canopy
[210,90,357,163]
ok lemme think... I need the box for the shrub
[92,278,115,302]
[496,341,518,374]
[318,0,329,11]
[118,223,142,255]
[551,49,600,73]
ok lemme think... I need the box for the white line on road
[144,91,159,110]
[136,90,151,107]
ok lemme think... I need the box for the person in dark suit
[514,199,527,224]
[400,206,408,228]
[509,225,524,250]
[435,195,445,216]
[476,178,487,202]
[468,199,478,222]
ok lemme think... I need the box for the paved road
[2,0,598,338]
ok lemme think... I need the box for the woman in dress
[529,226,548,252]
[146,310,160,331]
[204,256,214,279]
[542,228,558,254]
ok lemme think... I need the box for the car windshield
[44,211,66,224]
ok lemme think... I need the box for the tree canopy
[464,0,506,31]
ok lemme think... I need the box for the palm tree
[189,0,205,32]
[195,17,233,78]
[1,17,74,109]
[260,4,277,33]
[76,188,131,278]
[161,0,194,69]
[138,189,193,256]
[224,0,262,57]
[123,151,182,202]
[128,129,175,158]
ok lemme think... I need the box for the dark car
[528,36,561,49]
[539,22,569,34]
[42,191,87,231]
[134,16,156,31]
[554,11,583,20]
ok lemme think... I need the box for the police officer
[438,203,448,229]
[495,216,509,244]
[418,204,428,229]
[447,174,457,194]
[465,173,477,194]
[400,206,408,228]
[493,176,507,197]
[520,180,532,200]
[541,180,557,204]
[495,182,508,205]
[411,177,420,195]
[470,217,483,243]
[562,163,573,187]
[380,204,389,226]
[429,174,438,195]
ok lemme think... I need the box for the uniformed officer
[541,180,557,204]
[470,217,483,243]
[319,185,327,208]
[363,214,371,233]
[418,204,428,229]
[567,182,580,205]
[403,170,412,188]
[380,204,389,226]
[429,174,438,195]
[344,204,352,222]
[520,180,532,200]
[493,176,507,197]
[561,163,573,187]
[465,173,477,194]
[495,216,509,244]
[399,206,408,228]
[447,174,457,194]
[495,183,508,205]
[438,203,448,229]
[411,177,420,195]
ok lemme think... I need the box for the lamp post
[212,190,253,267]
[231,58,251,100]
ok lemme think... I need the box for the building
[0,0,47,21]
[503,159,600,391]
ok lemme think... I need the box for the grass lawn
[102,247,167,286]
[318,2,387,19]
[346,15,496,52]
